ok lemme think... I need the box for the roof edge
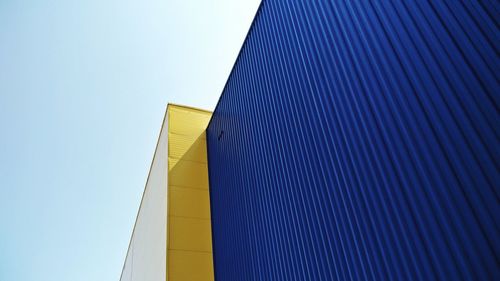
[167,103,212,114]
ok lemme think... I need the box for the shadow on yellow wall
[167,104,214,281]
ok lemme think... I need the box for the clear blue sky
[0,0,260,280]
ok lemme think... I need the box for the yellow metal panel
[169,186,210,219]
[168,158,209,189]
[167,104,213,281]
[168,133,207,163]
[168,250,214,281]
[168,105,211,136]
[169,217,212,252]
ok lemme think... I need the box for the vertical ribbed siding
[207,1,499,280]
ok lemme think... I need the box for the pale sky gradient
[0,1,260,280]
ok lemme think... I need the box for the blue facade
[207,1,499,280]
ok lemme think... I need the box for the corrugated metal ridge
[207,0,499,280]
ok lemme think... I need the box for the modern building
[120,104,213,281]
[121,1,499,280]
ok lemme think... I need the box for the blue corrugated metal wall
[207,1,499,280]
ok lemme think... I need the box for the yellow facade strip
[168,133,208,163]
[169,186,211,219]
[168,106,212,136]
[168,159,209,189]
[168,250,214,281]
[166,104,213,281]
[169,217,213,252]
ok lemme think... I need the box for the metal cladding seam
[206,1,500,280]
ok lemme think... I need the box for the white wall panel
[120,111,168,281]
